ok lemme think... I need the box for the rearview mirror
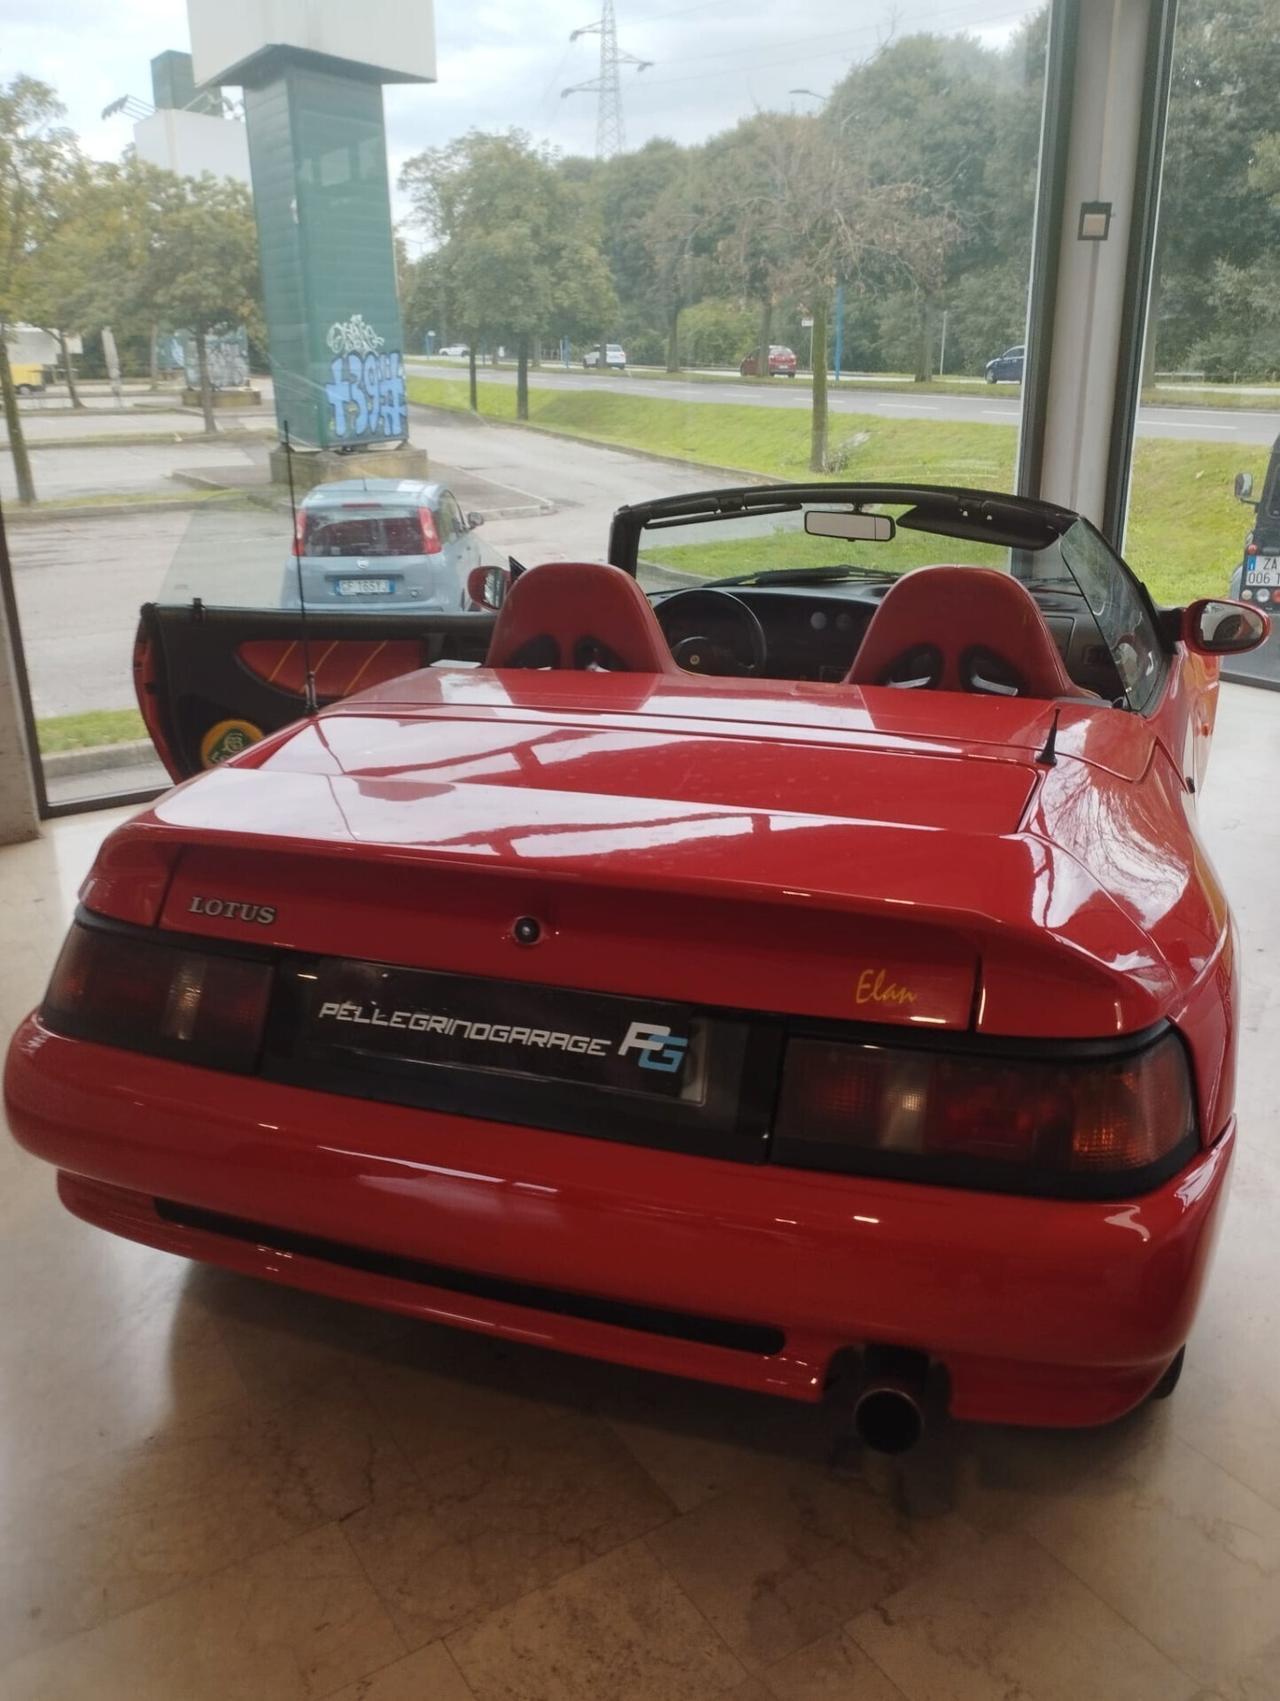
[467,511,485,530]
[466,564,509,611]
[804,510,896,542]
[1234,472,1255,504]
[1182,597,1270,656]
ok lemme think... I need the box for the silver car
[281,478,485,612]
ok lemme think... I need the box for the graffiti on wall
[181,329,250,389]
[323,314,406,441]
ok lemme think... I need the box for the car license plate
[335,577,394,596]
[1245,556,1280,589]
[297,960,706,1102]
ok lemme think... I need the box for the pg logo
[618,1021,689,1074]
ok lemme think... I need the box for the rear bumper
[6,1016,1235,1426]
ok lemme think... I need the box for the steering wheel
[654,588,768,677]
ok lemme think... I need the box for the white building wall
[133,108,251,184]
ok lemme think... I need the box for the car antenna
[1035,704,1061,767]
[283,420,319,716]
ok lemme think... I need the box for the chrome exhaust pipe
[851,1380,926,1454]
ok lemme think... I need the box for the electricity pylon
[562,0,652,159]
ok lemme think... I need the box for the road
[408,358,1280,448]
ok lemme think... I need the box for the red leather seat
[486,562,679,674]
[844,565,1096,700]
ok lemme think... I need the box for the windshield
[635,496,1167,711]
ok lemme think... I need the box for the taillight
[774,1032,1196,1196]
[419,507,442,554]
[42,923,272,1073]
[291,508,307,557]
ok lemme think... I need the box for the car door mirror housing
[467,512,485,530]
[1182,597,1270,656]
[467,565,509,611]
[1234,472,1255,504]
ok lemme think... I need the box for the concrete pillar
[0,534,39,844]
[1019,0,1176,538]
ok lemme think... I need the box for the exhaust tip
[852,1385,925,1455]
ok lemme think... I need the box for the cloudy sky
[5,0,1039,231]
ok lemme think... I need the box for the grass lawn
[409,375,1260,603]
[38,708,148,754]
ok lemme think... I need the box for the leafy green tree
[400,131,615,419]
[139,171,261,434]
[1150,0,1280,378]
[0,76,80,502]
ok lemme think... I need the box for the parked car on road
[984,345,1025,383]
[740,345,798,377]
[583,343,627,370]
[437,344,470,358]
[279,478,486,612]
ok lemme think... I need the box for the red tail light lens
[418,507,442,554]
[43,924,272,1073]
[291,507,307,557]
[774,1033,1196,1195]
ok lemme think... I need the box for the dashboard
[650,580,1127,701]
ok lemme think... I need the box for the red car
[7,482,1269,1452]
[739,344,797,377]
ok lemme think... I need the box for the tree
[400,131,614,420]
[0,76,80,502]
[140,171,261,434]
[1149,0,1280,379]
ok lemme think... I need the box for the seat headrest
[486,562,678,674]
[845,565,1095,700]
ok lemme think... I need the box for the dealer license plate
[1244,556,1280,589]
[298,960,707,1102]
[335,577,394,596]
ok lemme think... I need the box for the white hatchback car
[583,343,627,370]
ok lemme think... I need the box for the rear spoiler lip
[82,803,1179,1039]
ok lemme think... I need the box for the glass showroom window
[0,1,1051,805]
[1122,0,1280,684]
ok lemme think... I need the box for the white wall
[133,109,251,185]
[188,0,436,86]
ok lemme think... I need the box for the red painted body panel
[7,650,1243,1427]
[7,1022,1234,1424]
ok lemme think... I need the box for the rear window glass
[304,512,422,556]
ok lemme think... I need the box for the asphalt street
[408,358,1280,447]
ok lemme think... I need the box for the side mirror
[466,564,509,611]
[466,511,485,530]
[1182,597,1270,656]
[1234,471,1255,504]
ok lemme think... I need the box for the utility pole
[563,0,652,160]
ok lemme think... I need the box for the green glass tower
[188,3,435,454]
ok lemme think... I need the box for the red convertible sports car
[6,482,1269,1452]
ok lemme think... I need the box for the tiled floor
[1,683,1278,1701]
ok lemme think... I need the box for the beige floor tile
[319,1640,477,1701]
[847,1523,1196,1701]
[0,1373,413,1666]
[1011,1424,1280,1691]
[447,1538,746,1701]
[644,1460,967,1673]
[763,1628,908,1700]
[343,1413,675,1647]
[1170,1363,1280,1515]
[0,1225,246,1484]
[353,1326,577,1477]
[0,1523,404,1701]
[188,1263,422,1408]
